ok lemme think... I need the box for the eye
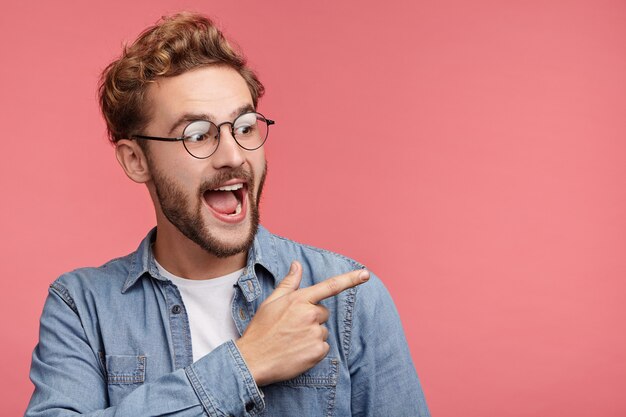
[234,124,255,135]
[182,121,216,143]
[184,132,209,143]
[234,114,258,137]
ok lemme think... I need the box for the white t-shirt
[155,260,243,362]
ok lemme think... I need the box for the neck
[153,220,247,280]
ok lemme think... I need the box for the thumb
[263,261,302,304]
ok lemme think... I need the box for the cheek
[252,156,267,189]
[151,157,203,194]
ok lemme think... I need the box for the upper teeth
[214,183,243,191]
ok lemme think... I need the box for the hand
[235,261,370,386]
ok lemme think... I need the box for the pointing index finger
[299,269,370,304]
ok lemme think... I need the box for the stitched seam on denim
[343,286,357,359]
[277,375,337,387]
[153,280,178,371]
[239,276,258,303]
[245,228,277,285]
[277,357,338,388]
[326,359,339,417]
[164,283,180,370]
[227,341,264,415]
[107,375,144,384]
[185,365,222,417]
[271,234,365,270]
[231,290,244,336]
[268,230,279,279]
[106,356,146,384]
[176,296,193,368]
[166,283,193,369]
[177,289,194,367]
[50,281,78,314]
[122,251,142,293]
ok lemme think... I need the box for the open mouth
[203,181,247,219]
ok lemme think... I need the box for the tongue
[204,190,239,214]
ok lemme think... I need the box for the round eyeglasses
[133,112,274,159]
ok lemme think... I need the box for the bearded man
[26,12,430,417]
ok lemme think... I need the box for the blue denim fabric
[26,226,430,416]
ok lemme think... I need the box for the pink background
[1,1,625,416]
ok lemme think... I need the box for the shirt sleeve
[347,274,431,417]
[26,283,264,417]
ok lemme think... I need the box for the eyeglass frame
[132,111,275,159]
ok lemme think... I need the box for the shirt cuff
[185,340,265,416]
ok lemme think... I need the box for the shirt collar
[121,225,280,295]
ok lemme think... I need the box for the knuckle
[314,341,329,359]
[310,326,321,339]
[317,306,329,323]
[314,325,325,339]
[325,277,340,294]
[304,309,319,323]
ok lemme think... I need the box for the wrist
[235,337,269,386]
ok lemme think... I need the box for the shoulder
[275,234,364,276]
[49,252,136,310]
[257,226,390,301]
[258,226,365,283]
[49,229,155,304]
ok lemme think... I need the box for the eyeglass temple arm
[133,135,184,142]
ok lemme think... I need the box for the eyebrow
[166,103,256,136]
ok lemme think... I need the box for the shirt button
[239,307,247,320]
[245,402,254,412]
[171,305,182,314]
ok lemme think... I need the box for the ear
[115,139,152,183]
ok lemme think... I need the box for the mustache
[198,167,254,193]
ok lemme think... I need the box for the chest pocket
[261,357,339,416]
[100,354,146,404]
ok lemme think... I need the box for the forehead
[146,66,253,131]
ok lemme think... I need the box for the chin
[193,216,259,258]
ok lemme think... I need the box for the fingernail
[289,261,298,275]
[358,270,370,282]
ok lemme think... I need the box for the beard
[151,164,266,258]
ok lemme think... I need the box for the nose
[210,123,245,169]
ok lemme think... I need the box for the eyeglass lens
[182,112,269,158]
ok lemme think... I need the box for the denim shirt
[26,226,430,417]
